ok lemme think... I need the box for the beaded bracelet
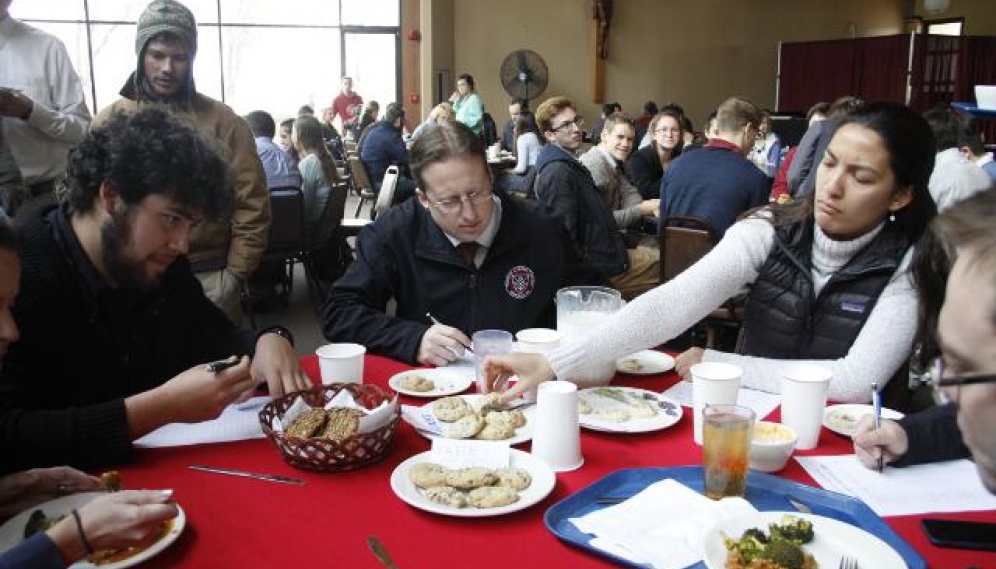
[71,509,93,555]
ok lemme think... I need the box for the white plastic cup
[691,362,743,445]
[780,363,832,450]
[472,329,513,393]
[316,343,366,384]
[514,328,561,402]
[530,381,584,472]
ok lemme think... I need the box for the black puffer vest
[740,218,910,359]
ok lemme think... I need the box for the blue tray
[544,466,925,569]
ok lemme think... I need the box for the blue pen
[871,381,883,472]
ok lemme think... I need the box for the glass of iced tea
[702,404,755,500]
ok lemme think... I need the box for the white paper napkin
[569,479,757,569]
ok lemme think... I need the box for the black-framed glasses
[551,115,584,132]
[924,356,996,404]
[425,190,494,215]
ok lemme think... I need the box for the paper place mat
[662,381,781,420]
[135,396,269,447]
[797,454,996,517]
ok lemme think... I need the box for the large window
[11,0,399,119]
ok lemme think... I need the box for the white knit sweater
[547,216,916,403]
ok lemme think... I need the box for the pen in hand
[205,357,240,373]
[425,312,473,355]
[872,381,883,473]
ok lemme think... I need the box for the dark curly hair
[66,106,231,220]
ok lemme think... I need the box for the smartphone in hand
[922,518,996,551]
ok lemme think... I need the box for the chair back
[309,180,349,251]
[374,165,399,218]
[265,187,306,259]
[347,156,373,191]
[659,215,717,283]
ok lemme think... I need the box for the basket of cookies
[259,383,400,472]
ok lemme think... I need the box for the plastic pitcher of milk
[556,286,622,386]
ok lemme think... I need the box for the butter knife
[188,465,305,485]
[367,535,401,569]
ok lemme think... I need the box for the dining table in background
[112,353,995,569]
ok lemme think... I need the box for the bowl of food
[977,85,996,110]
[749,421,797,473]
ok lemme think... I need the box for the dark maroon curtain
[779,35,911,113]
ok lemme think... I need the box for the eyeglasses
[551,115,584,132]
[425,190,493,215]
[922,356,996,405]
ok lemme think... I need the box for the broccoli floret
[722,531,767,563]
[743,528,769,544]
[760,539,806,569]
[769,515,815,544]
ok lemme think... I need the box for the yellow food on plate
[619,358,644,372]
[400,374,435,392]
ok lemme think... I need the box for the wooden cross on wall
[591,0,613,103]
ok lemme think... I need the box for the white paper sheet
[134,396,270,447]
[797,454,996,517]
[662,381,782,420]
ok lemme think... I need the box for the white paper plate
[701,511,906,569]
[578,387,682,433]
[615,350,675,375]
[0,492,185,569]
[390,449,555,517]
[823,404,904,438]
[409,394,535,445]
[388,368,473,398]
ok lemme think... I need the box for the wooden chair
[659,216,745,348]
[347,156,376,218]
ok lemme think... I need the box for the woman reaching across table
[484,101,937,406]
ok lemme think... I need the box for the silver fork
[839,556,859,569]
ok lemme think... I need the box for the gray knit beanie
[135,0,197,56]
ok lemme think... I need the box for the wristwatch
[256,325,295,347]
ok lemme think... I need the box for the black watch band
[255,325,295,347]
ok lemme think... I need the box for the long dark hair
[293,116,341,187]
[754,101,937,245]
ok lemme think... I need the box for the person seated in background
[769,102,831,203]
[244,110,302,189]
[588,101,621,143]
[626,108,684,200]
[359,102,416,205]
[533,96,659,300]
[321,121,602,366]
[853,188,996,494]
[494,110,542,197]
[354,100,380,141]
[634,100,658,145]
[500,98,524,152]
[957,114,996,182]
[923,107,991,212]
[579,112,659,237]
[661,97,770,238]
[749,111,782,179]
[789,96,863,197]
[0,222,179,568]
[0,108,308,473]
[292,116,343,241]
[449,74,485,136]
[485,102,937,406]
[409,102,454,145]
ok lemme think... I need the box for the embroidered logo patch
[505,265,535,299]
[840,301,866,314]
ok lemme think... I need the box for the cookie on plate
[578,397,593,415]
[467,485,519,508]
[408,462,450,489]
[446,467,497,489]
[446,413,485,439]
[433,396,471,422]
[400,374,435,392]
[476,422,514,440]
[475,392,503,415]
[422,486,467,508]
[484,409,526,429]
[494,467,532,491]
[627,400,658,419]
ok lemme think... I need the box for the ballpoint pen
[872,381,883,473]
[425,312,473,355]
[204,357,240,373]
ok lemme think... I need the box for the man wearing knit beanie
[93,0,271,326]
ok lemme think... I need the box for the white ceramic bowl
[976,85,996,111]
[749,421,797,473]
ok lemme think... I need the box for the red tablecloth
[120,354,994,569]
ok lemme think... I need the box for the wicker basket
[259,383,400,472]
